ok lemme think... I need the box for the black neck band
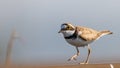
[64,28,77,39]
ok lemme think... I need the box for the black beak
[58,30,62,33]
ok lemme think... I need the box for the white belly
[65,38,93,47]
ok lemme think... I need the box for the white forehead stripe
[61,24,67,29]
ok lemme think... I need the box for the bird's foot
[78,62,88,64]
[68,54,78,61]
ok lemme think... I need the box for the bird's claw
[68,54,77,61]
[78,62,88,64]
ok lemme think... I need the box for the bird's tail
[99,30,113,36]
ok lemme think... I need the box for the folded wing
[76,26,99,41]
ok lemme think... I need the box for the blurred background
[0,0,120,65]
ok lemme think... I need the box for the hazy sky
[0,0,120,65]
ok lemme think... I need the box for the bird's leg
[80,44,91,64]
[68,46,79,61]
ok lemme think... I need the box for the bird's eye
[67,26,70,29]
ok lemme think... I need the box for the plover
[58,23,112,64]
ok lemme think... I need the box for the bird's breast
[65,38,93,47]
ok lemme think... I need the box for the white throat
[62,30,75,37]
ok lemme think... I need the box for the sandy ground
[1,64,120,68]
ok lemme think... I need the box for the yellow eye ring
[67,27,70,29]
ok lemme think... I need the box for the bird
[58,23,113,64]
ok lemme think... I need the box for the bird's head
[58,23,75,37]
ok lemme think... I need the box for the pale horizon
[0,0,120,65]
